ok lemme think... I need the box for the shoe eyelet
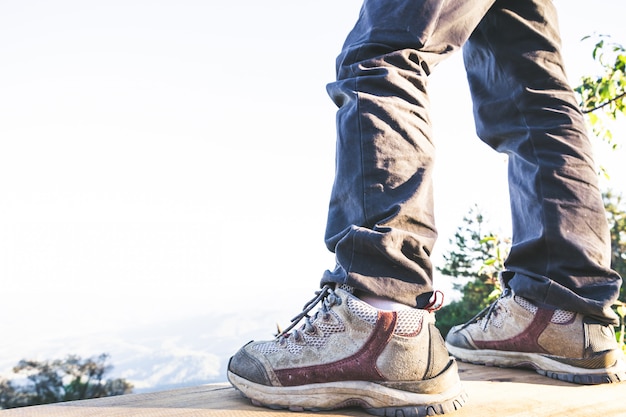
[304,325,321,336]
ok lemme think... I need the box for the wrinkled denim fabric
[321,0,622,324]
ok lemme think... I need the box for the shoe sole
[446,343,626,385]
[227,361,467,416]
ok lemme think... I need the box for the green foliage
[603,191,626,302]
[616,302,626,353]
[0,354,133,409]
[435,206,508,337]
[575,35,626,148]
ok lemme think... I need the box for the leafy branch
[581,91,626,114]
[575,35,626,149]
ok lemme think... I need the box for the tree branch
[582,91,626,114]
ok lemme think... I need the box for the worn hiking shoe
[228,285,467,416]
[446,289,626,384]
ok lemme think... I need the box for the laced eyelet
[275,285,338,340]
[456,288,511,332]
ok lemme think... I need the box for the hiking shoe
[228,285,467,416]
[445,289,626,384]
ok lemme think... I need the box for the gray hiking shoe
[228,285,467,416]
[445,289,626,384]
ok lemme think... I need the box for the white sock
[356,293,414,311]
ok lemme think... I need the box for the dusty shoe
[228,285,467,416]
[446,289,626,384]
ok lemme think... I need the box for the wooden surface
[2,362,625,416]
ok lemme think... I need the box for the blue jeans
[321,0,622,324]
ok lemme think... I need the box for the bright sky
[1,0,625,361]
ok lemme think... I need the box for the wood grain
[2,362,624,416]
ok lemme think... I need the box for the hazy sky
[1,0,625,365]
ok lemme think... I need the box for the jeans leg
[464,0,621,324]
[322,0,495,307]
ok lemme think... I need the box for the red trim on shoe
[424,290,445,312]
[274,311,397,386]
[474,308,553,353]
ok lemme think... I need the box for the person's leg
[464,0,621,326]
[228,0,497,413]
[322,0,495,308]
[446,0,625,384]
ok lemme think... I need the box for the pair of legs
[228,0,625,414]
[322,0,621,324]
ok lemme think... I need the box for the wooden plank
[1,362,625,416]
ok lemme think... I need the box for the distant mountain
[0,308,289,393]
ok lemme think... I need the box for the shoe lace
[459,287,511,332]
[275,284,341,342]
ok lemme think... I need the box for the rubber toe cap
[228,343,272,386]
[445,327,474,350]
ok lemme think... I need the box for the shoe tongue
[337,284,355,294]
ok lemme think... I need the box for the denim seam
[343,44,366,276]
[353,44,370,228]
